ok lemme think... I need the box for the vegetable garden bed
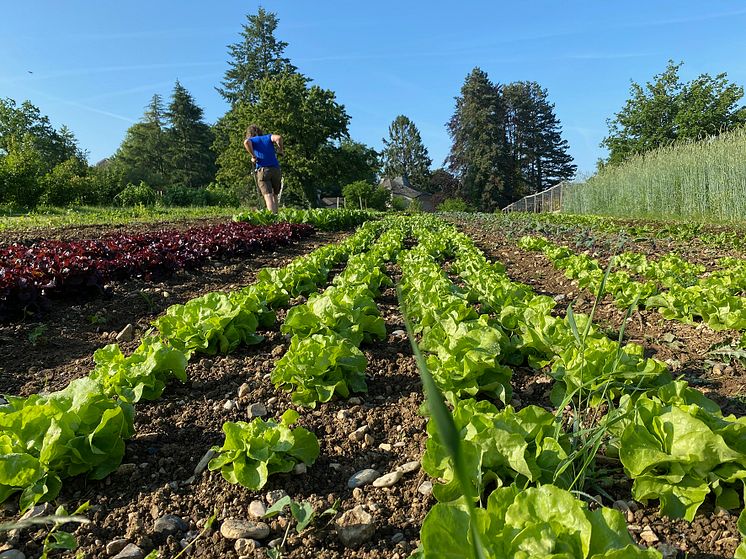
[1,212,745,559]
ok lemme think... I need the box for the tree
[381,115,431,189]
[217,8,297,107]
[165,81,216,188]
[603,60,746,165]
[342,180,389,210]
[0,98,82,172]
[323,139,380,197]
[447,68,507,210]
[427,168,461,197]
[503,82,576,195]
[115,94,169,187]
[213,72,349,207]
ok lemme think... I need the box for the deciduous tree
[603,60,746,165]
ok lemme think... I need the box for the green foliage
[154,290,269,358]
[603,60,746,165]
[213,72,349,206]
[89,336,188,403]
[341,180,390,210]
[0,98,82,174]
[282,285,386,346]
[566,126,746,222]
[217,7,297,106]
[0,136,45,208]
[165,81,216,188]
[271,331,367,408]
[208,410,319,490]
[114,95,169,188]
[422,400,570,502]
[615,383,746,521]
[0,377,134,511]
[324,139,381,196]
[437,197,471,212]
[416,485,661,558]
[381,115,432,190]
[114,181,160,207]
[38,157,92,207]
[390,196,408,211]
[447,69,575,210]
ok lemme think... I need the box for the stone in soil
[111,544,144,559]
[347,468,380,489]
[397,460,420,474]
[0,551,25,559]
[417,481,433,496]
[335,505,376,548]
[116,323,135,342]
[248,500,267,518]
[194,449,215,475]
[234,538,258,555]
[246,402,268,419]
[220,518,270,540]
[265,489,287,505]
[153,514,188,537]
[106,539,129,556]
[373,470,403,487]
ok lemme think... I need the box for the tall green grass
[563,127,746,222]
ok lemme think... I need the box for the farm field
[2,210,746,559]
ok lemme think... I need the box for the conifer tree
[165,81,216,188]
[115,94,168,186]
[381,115,432,190]
[217,8,296,107]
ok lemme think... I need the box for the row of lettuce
[454,210,746,250]
[396,217,745,558]
[519,235,746,335]
[0,217,384,512]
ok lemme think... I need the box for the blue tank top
[248,134,279,169]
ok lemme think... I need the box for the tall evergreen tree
[114,94,168,186]
[217,8,297,107]
[166,81,216,188]
[447,68,507,209]
[503,82,576,195]
[381,115,432,189]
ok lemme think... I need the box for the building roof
[379,176,430,200]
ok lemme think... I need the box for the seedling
[27,324,48,346]
[263,496,339,558]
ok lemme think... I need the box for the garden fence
[502,181,573,213]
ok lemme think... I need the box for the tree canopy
[213,72,350,207]
[217,7,297,107]
[602,60,746,165]
[381,115,432,190]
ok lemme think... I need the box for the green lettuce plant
[208,410,319,490]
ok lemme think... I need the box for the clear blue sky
[2,1,746,177]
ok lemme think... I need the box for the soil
[2,216,745,559]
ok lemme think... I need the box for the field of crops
[1,209,746,559]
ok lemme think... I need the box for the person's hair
[246,124,263,138]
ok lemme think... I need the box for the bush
[342,180,390,210]
[391,196,408,211]
[0,139,44,209]
[406,198,423,213]
[437,197,471,212]
[114,181,160,207]
[39,158,92,207]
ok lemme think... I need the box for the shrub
[38,158,91,207]
[114,181,160,207]
[437,197,471,212]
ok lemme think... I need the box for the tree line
[2,7,745,211]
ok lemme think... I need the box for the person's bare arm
[271,134,284,156]
[243,138,256,163]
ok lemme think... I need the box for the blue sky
[2,1,745,177]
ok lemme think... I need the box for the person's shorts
[256,166,282,196]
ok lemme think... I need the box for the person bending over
[243,124,284,213]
